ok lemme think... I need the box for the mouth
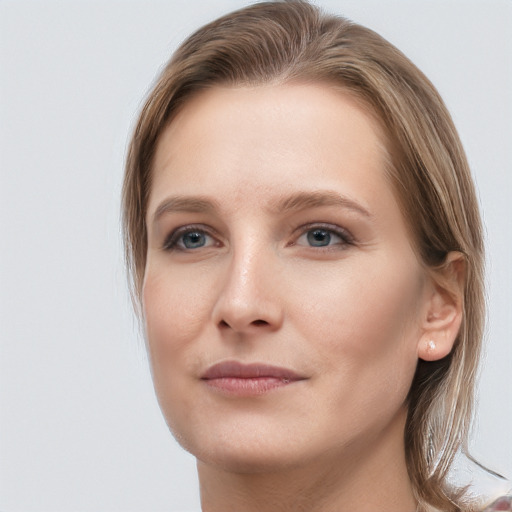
[200,360,307,396]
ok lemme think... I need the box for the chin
[196,447,304,475]
[172,420,316,474]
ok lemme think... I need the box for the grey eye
[163,225,219,252]
[182,231,208,249]
[307,229,332,247]
[295,225,350,250]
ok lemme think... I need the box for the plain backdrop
[0,1,511,511]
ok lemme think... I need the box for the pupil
[308,229,331,246]
[183,232,205,248]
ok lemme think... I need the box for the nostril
[217,318,270,331]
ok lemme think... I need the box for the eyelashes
[292,223,353,249]
[162,225,218,251]
[162,223,355,252]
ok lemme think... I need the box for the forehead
[149,83,392,210]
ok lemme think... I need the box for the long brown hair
[122,2,485,510]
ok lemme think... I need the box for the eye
[295,225,352,249]
[181,231,209,249]
[163,226,217,251]
[307,229,335,247]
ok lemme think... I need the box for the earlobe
[418,336,453,362]
[418,251,465,362]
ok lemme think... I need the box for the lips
[200,361,306,396]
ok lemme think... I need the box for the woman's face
[143,84,430,472]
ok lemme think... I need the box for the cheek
[142,267,217,438]
[293,254,424,375]
[142,268,211,369]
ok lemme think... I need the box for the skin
[143,84,461,512]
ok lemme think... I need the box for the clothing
[482,495,512,511]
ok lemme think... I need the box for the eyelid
[162,224,219,251]
[161,222,355,251]
[293,222,355,247]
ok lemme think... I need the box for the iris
[307,229,332,247]
[182,231,207,249]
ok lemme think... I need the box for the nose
[211,242,284,334]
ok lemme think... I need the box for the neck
[197,408,417,512]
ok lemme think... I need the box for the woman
[122,1,511,511]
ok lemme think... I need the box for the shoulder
[481,495,512,511]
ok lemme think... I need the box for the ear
[418,251,465,362]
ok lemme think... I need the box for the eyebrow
[269,190,373,218]
[151,190,372,224]
[151,196,219,224]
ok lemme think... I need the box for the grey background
[1,1,511,510]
